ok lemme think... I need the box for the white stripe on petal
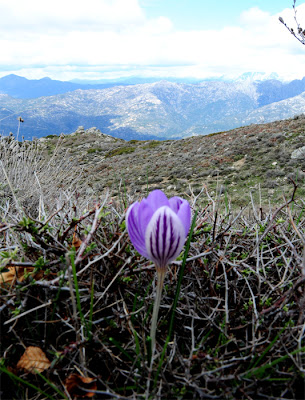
[145,206,186,269]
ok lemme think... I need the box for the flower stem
[150,267,166,356]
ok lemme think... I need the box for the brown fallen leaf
[16,346,51,374]
[65,373,97,398]
[0,266,43,288]
[72,231,83,251]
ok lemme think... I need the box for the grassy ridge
[0,120,305,399]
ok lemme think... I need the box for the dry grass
[0,137,305,399]
[0,135,90,217]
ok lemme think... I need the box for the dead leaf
[16,346,51,374]
[0,266,43,288]
[0,266,33,286]
[72,230,83,251]
[65,373,97,398]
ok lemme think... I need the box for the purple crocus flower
[126,189,191,270]
[126,189,191,355]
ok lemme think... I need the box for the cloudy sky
[0,0,304,82]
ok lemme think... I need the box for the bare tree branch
[279,1,305,45]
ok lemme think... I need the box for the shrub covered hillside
[33,115,305,208]
[0,120,305,399]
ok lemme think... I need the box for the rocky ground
[36,114,305,208]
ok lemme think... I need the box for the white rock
[291,146,305,159]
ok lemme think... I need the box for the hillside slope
[33,115,305,207]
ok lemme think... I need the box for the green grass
[87,148,103,153]
[142,140,161,149]
[105,146,136,157]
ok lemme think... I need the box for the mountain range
[0,74,305,140]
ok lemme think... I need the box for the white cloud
[0,1,305,81]
[0,0,145,32]
[240,7,271,26]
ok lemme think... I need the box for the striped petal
[169,196,183,214]
[137,198,154,237]
[145,206,186,269]
[126,202,149,258]
[169,197,191,236]
[177,200,191,236]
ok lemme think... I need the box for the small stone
[291,146,305,159]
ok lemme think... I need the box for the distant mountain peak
[235,72,280,82]
[0,74,28,81]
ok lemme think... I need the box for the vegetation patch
[45,134,58,139]
[105,146,136,158]
[87,147,103,154]
[142,140,161,149]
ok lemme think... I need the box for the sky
[0,0,304,82]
